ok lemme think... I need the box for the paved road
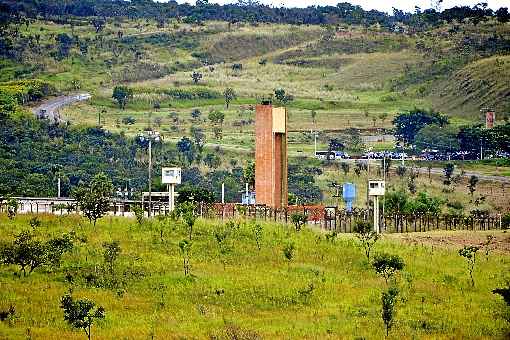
[339,158,510,184]
[31,93,91,122]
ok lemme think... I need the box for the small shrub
[353,220,379,262]
[283,241,295,263]
[458,245,480,287]
[381,287,399,336]
[290,213,308,231]
[178,239,192,276]
[252,223,263,251]
[132,205,144,225]
[60,294,105,340]
[372,253,405,284]
[29,216,41,229]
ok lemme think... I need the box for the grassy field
[0,213,509,339]
[314,160,510,212]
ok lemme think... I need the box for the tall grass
[0,214,508,338]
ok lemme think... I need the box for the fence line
[0,199,506,233]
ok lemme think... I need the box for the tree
[177,137,195,165]
[283,241,295,263]
[0,230,45,276]
[61,294,105,340]
[291,213,308,231]
[340,162,350,176]
[274,88,293,105]
[102,241,121,277]
[204,153,221,169]
[459,245,480,287]
[311,110,317,125]
[414,124,459,153]
[378,112,389,125]
[467,175,478,200]
[178,239,192,276]
[354,220,379,262]
[208,110,225,126]
[496,7,510,23]
[381,158,392,179]
[55,33,73,60]
[112,86,133,110]
[223,87,236,109]
[191,109,201,120]
[190,127,206,163]
[393,108,448,144]
[73,173,113,226]
[407,168,418,195]
[6,196,18,220]
[191,71,203,84]
[381,287,399,336]
[243,162,255,190]
[372,253,405,284]
[443,163,455,188]
[176,202,197,240]
[396,165,407,178]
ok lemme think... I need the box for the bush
[290,213,308,231]
[372,253,405,284]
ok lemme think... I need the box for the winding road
[31,93,91,122]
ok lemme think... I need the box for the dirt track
[387,230,510,254]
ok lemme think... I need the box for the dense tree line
[1,0,508,29]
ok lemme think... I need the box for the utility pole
[480,140,483,160]
[148,138,152,218]
[57,177,61,198]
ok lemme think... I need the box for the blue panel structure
[342,183,356,212]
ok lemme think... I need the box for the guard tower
[255,102,288,208]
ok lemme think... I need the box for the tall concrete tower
[255,102,288,208]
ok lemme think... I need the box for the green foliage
[404,192,444,215]
[340,162,350,176]
[132,205,144,225]
[392,108,449,144]
[73,173,113,226]
[223,87,236,108]
[274,88,294,105]
[467,175,479,198]
[112,86,133,110]
[208,110,225,125]
[492,283,510,306]
[175,185,214,205]
[353,220,379,262]
[381,287,399,336]
[384,190,408,214]
[191,71,203,84]
[6,197,18,220]
[396,165,407,178]
[0,79,55,105]
[0,230,73,276]
[372,253,405,284]
[176,202,197,240]
[415,124,460,153]
[458,245,480,287]
[102,241,121,276]
[443,163,455,187]
[60,294,105,340]
[251,223,263,251]
[178,239,192,276]
[290,213,308,232]
[283,241,295,263]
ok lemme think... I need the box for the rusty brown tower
[255,102,288,208]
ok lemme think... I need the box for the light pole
[140,131,161,218]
